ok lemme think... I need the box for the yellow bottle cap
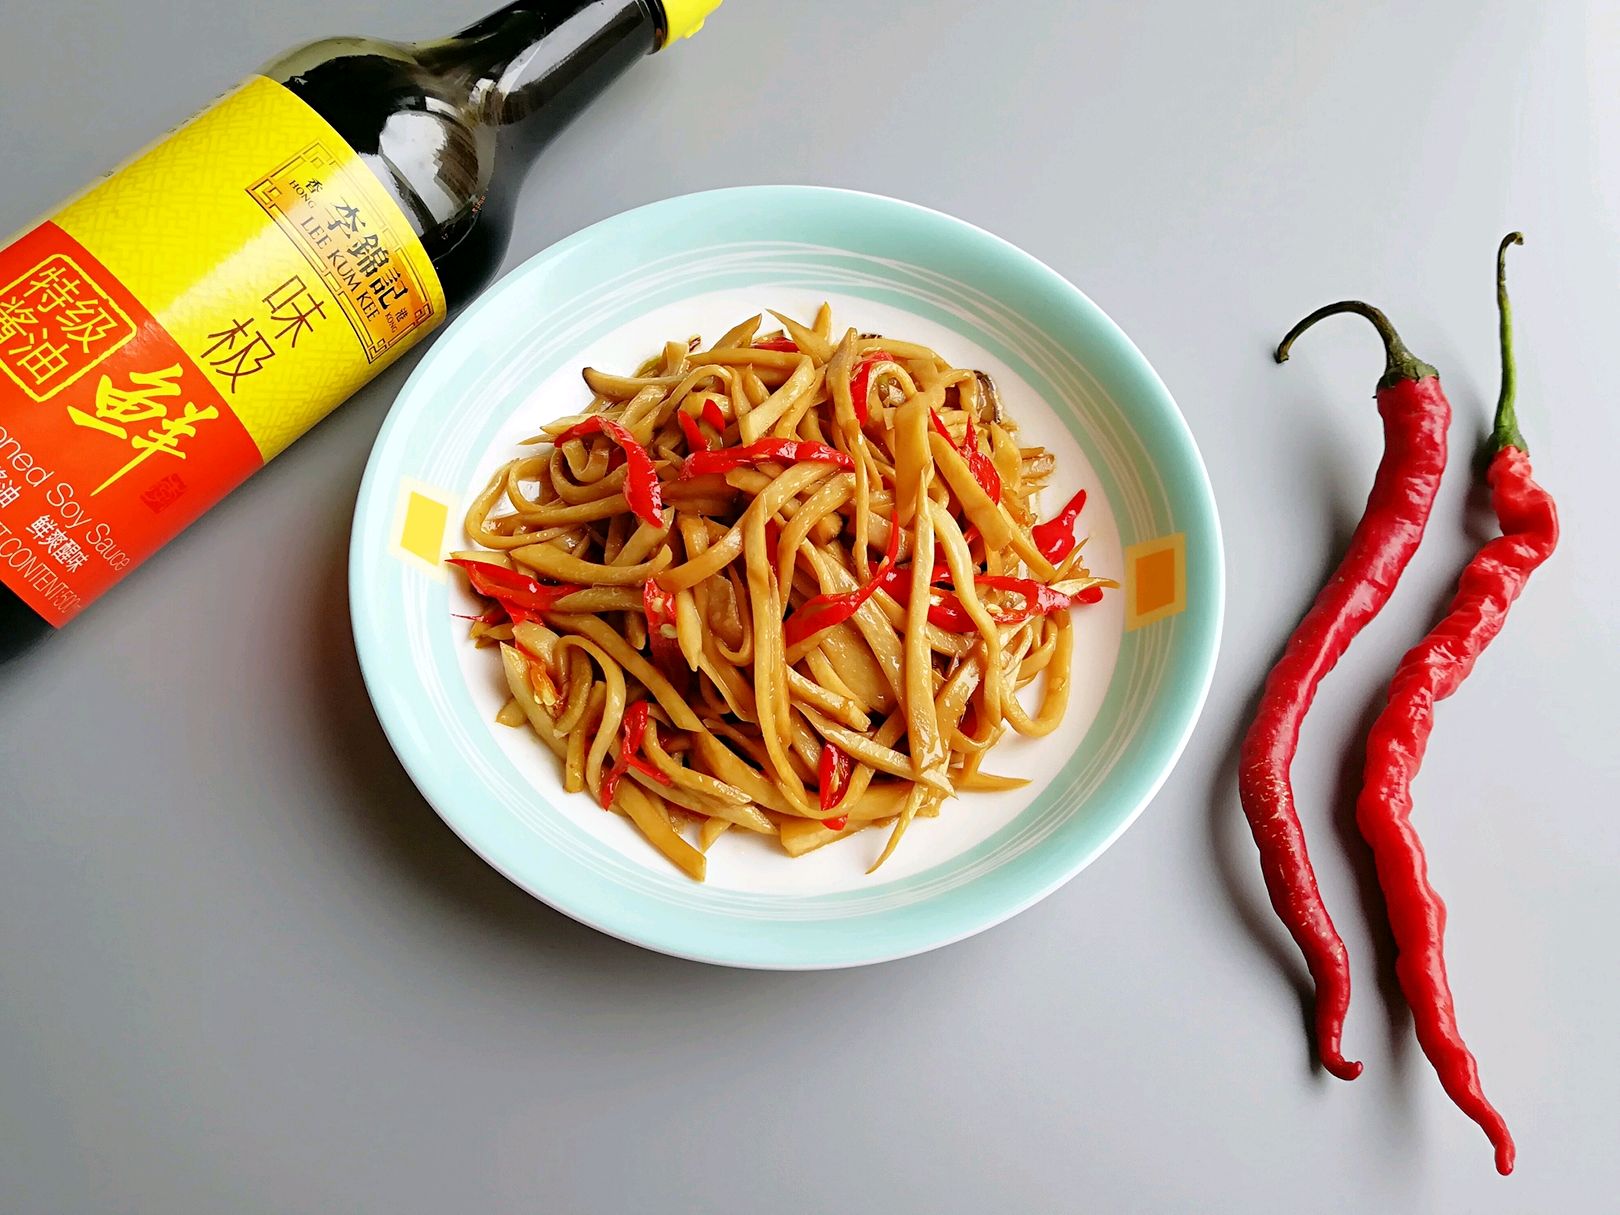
[661,0,723,46]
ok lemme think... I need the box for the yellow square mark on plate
[388,479,454,580]
[1125,532,1187,631]
[401,492,449,565]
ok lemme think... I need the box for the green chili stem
[1494,232,1527,454]
[1275,300,1438,389]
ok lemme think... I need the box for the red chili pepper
[643,577,685,681]
[848,349,896,425]
[753,337,799,352]
[701,397,726,433]
[765,519,784,570]
[1239,299,1453,1083]
[781,514,902,647]
[453,604,509,625]
[876,568,1102,632]
[598,701,670,809]
[1031,488,1089,564]
[975,574,1104,617]
[449,559,582,619]
[959,701,980,740]
[1354,237,1553,1176]
[818,742,853,815]
[678,410,709,452]
[555,416,665,529]
[624,755,670,783]
[680,437,853,480]
[929,408,1002,503]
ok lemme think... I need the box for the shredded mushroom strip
[452,306,1115,879]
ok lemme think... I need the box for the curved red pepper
[555,416,665,529]
[753,337,799,352]
[817,742,853,817]
[975,573,1105,617]
[643,577,685,682]
[1031,488,1088,564]
[599,700,671,809]
[1351,237,1551,1176]
[765,519,783,569]
[877,567,1104,632]
[782,515,902,647]
[848,349,896,425]
[1240,300,1452,1085]
[701,397,727,434]
[680,437,853,480]
[929,408,1002,503]
[678,410,709,453]
[449,559,582,621]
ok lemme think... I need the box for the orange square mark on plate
[1124,532,1187,631]
[1134,547,1178,616]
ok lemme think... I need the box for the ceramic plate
[350,186,1222,968]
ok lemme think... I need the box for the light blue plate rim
[349,185,1225,969]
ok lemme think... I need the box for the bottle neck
[420,1,662,155]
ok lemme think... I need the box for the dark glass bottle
[1,0,712,663]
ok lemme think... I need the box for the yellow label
[51,75,446,460]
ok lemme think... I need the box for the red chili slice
[930,408,1002,503]
[599,701,669,809]
[1031,487,1089,564]
[782,515,902,648]
[818,742,853,815]
[555,415,665,529]
[680,437,853,480]
[449,559,582,619]
[847,349,896,425]
[877,567,1104,632]
[678,410,709,453]
[643,577,685,683]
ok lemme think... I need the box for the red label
[0,223,264,625]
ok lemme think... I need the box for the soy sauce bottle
[0,0,718,662]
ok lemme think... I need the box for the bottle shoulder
[266,38,497,301]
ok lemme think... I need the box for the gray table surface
[3,2,1616,1211]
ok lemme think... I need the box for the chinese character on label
[327,200,364,234]
[201,318,275,391]
[369,267,409,307]
[61,365,220,496]
[0,470,18,509]
[12,340,70,386]
[24,263,84,314]
[0,297,39,342]
[58,299,123,353]
[53,538,87,573]
[0,253,135,400]
[348,234,391,277]
[96,403,220,495]
[67,364,182,438]
[248,145,434,363]
[264,276,327,349]
[27,515,56,541]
